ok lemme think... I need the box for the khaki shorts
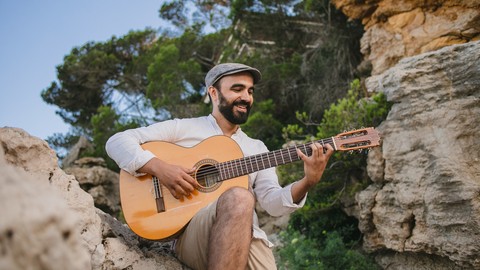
[174,200,277,270]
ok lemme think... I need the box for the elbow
[105,132,122,158]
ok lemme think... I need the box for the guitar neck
[216,137,336,181]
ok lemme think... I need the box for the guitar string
[157,131,376,189]
[193,134,375,180]
[159,144,316,191]
[195,138,335,178]
[158,132,375,190]
[192,138,337,180]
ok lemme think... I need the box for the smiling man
[106,63,334,270]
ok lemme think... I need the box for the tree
[41,29,159,133]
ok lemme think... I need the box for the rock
[0,145,91,269]
[62,136,93,168]
[0,127,185,269]
[358,41,480,268]
[65,157,121,216]
[332,0,480,74]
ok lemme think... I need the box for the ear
[208,86,218,102]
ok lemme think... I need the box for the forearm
[137,157,166,176]
[291,178,314,204]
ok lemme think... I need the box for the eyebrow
[230,83,255,91]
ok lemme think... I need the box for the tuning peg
[349,150,354,154]
[358,149,363,154]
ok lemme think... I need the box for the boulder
[0,128,184,269]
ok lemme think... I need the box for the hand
[139,158,198,199]
[298,142,334,186]
[291,142,334,203]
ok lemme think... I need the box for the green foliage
[89,106,140,170]
[277,79,391,268]
[317,79,391,138]
[241,99,283,150]
[41,29,158,131]
[160,0,231,32]
[277,229,378,270]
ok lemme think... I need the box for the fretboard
[216,137,335,181]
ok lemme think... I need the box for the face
[214,72,255,125]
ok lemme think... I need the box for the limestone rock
[0,127,185,269]
[332,0,480,74]
[0,147,91,269]
[65,157,121,216]
[359,41,480,268]
[62,136,93,168]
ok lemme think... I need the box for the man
[106,63,334,269]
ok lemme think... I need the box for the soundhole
[194,160,221,193]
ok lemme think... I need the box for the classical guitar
[119,127,380,240]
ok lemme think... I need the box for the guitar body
[119,136,248,241]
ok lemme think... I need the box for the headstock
[333,127,381,152]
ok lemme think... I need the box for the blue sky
[0,1,166,140]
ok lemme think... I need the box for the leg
[208,187,255,270]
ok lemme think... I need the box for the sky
[0,1,167,140]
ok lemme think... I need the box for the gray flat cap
[205,63,261,87]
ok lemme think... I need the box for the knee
[218,187,255,214]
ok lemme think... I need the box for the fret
[267,152,272,168]
[235,160,240,177]
[281,149,285,164]
[274,150,279,166]
[239,159,244,176]
[261,153,265,170]
[226,161,232,179]
[303,144,308,156]
[218,164,224,181]
[249,157,255,171]
[287,147,292,162]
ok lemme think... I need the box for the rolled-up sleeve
[253,168,307,217]
[105,120,177,175]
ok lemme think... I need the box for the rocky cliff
[330,0,480,268]
[361,40,480,269]
[332,0,480,75]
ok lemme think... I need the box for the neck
[211,111,239,137]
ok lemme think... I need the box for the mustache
[233,100,251,108]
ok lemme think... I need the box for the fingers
[162,166,198,200]
[297,142,334,163]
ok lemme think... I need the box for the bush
[276,79,391,268]
[277,229,379,270]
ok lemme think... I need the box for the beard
[217,91,251,125]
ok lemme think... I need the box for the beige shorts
[174,200,277,270]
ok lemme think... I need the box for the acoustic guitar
[119,127,380,240]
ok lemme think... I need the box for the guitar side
[119,136,248,240]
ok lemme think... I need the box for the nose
[240,89,252,102]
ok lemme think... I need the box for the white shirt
[105,114,306,246]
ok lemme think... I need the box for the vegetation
[42,0,392,268]
[277,79,391,268]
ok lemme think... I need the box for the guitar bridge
[153,176,165,212]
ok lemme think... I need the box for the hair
[206,80,222,104]
[212,79,222,91]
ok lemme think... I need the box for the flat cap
[205,63,261,87]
